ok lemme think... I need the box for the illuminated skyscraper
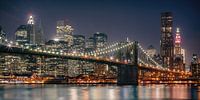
[160,12,174,68]
[174,28,185,70]
[27,15,35,44]
[174,28,181,55]
[56,20,73,46]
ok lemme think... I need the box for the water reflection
[0,84,199,100]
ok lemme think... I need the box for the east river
[0,84,199,100]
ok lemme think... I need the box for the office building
[15,25,29,45]
[85,37,95,52]
[35,20,44,45]
[73,35,85,52]
[160,12,174,68]
[56,20,73,46]
[93,32,107,49]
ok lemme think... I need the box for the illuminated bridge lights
[1,39,191,77]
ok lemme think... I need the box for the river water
[0,84,199,100]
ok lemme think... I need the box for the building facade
[35,20,44,45]
[73,35,85,52]
[56,20,73,46]
[15,25,29,45]
[93,32,107,49]
[160,12,174,68]
[85,37,95,52]
[190,54,200,80]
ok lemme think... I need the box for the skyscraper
[73,35,85,52]
[35,19,44,45]
[174,28,181,55]
[174,28,184,70]
[85,37,95,52]
[190,54,200,80]
[160,12,174,68]
[15,25,28,45]
[56,20,73,46]
[27,15,35,45]
[93,32,107,49]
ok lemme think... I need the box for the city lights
[0,8,198,87]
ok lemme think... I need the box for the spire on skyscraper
[27,15,34,25]
[175,28,181,44]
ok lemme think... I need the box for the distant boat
[192,83,200,87]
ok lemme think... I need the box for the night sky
[0,0,200,64]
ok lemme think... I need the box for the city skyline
[0,1,199,99]
[0,0,200,64]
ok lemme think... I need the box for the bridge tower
[117,41,138,85]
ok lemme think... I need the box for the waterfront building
[2,55,24,74]
[190,54,200,80]
[56,20,73,46]
[160,12,174,68]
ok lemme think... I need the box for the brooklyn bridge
[0,39,191,85]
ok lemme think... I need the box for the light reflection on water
[0,84,199,100]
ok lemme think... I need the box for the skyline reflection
[0,84,199,100]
